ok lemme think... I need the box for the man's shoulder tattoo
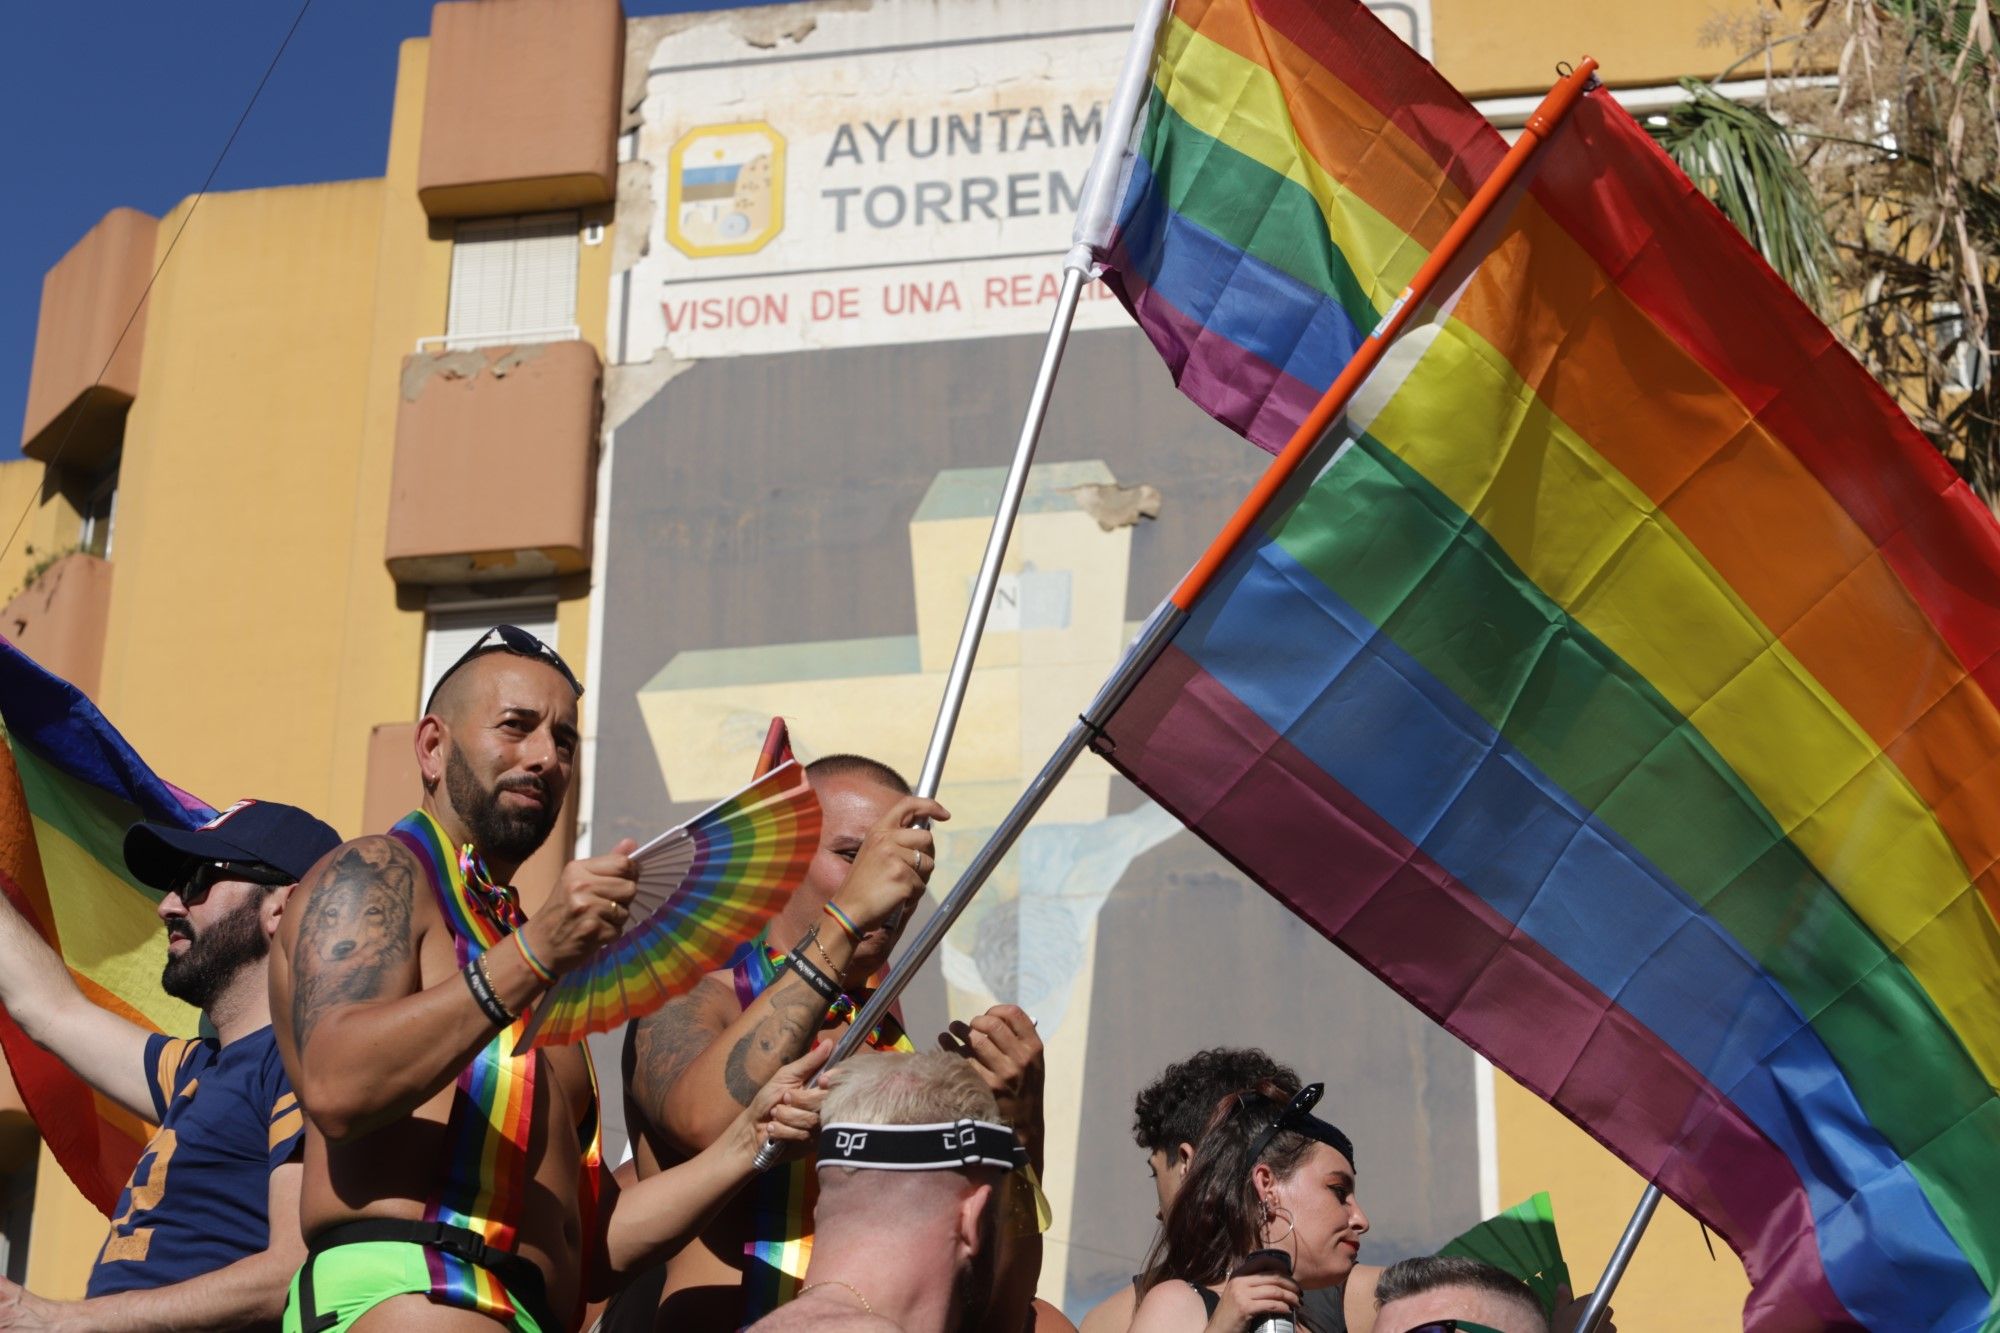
[290,838,420,1048]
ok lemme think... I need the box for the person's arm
[0,888,152,1120]
[945,1006,1046,1333]
[631,796,947,1155]
[0,1162,304,1332]
[1341,1264,1381,1333]
[594,1042,829,1293]
[277,834,637,1142]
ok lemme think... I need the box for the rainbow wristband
[513,931,555,986]
[823,901,862,943]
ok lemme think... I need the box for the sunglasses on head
[426,624,584,713]
[171,859,292,906]
[1405,1323,1505,1333]
[1245,1082,1354,1168]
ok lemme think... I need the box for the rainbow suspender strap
[730,930,912,1323]
[389,810,540,1323]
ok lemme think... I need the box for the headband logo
[942,1125,977,1154]
[833,1130,869,1157]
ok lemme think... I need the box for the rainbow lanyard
[730,928,912,1323]
[391,810,603,1325]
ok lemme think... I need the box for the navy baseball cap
[123,799,343,891]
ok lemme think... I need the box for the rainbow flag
[0,642,211,1213]
[1094,2,2000,1328]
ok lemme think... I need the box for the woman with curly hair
[1129,1080,1368,1333]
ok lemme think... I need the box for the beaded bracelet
[822,901,862,943]
[463,954,515,1027]
[513,931,555,986]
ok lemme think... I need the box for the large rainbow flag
[1095,1,2000,1328]
[0,642,209,1213]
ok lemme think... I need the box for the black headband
[817,1119,1027,1173]
[1247,1083,1354,1169]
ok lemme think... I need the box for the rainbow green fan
[1440,1191,1571,1315]
[514,758,821,1051]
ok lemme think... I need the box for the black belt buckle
[427,1221,490,1267]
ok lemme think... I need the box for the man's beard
[161,896,269,1010]
[445,745,559,866]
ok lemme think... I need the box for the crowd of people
[0,628,1596,1333]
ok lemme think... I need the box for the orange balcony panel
[1,554,114,701]
[387,341,600,585]
[22,209,159,465]
[417,0,623,219]
[364,721,575,909]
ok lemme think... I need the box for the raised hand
[736,1039,833,1165]
[831,795,949,932]
[519,838,639,976]
[939,1004,1044,1164]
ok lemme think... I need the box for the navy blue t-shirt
[86,1027,304,1296]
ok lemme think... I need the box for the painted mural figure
[0,798,341,1329]
[620,754,1050,1333]
[266,633,827,1333]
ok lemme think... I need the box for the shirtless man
[746,1050,1016,1333]
[623,756,1046,1331]
[268,627,828,1332]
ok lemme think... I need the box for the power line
[2,0,315,567]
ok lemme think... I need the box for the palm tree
[1649,1,1999,497]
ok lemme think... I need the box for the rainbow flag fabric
[1095,3,2000,1329]
[0,642,210,1213]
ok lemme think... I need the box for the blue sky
[1,0,738,462]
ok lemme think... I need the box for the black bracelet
[785,943,842,1005]
[463,954,515,1027]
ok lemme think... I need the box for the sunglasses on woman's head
[1246,1082,1354,1167]
[171,859,292,905]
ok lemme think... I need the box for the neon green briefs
[282,1239,547,1333]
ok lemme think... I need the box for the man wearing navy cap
[0,797,341,1331]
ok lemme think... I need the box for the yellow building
[0,0,1809,1324]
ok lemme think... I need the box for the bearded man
[0,797,343,1329]
[268,627,837,1332]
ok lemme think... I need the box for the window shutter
[445,214,579,347]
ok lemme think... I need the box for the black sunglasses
[1407,1323,1505,1333]
[171,859,293,905]
[1245,1082,1353,1167]
[426,624,584,713]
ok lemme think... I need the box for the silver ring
[914,850,928,874]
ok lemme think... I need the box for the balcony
[21,210,158,466]
[363,722,575,905]
[385,340,600,584]
[0,553,114,701]
[416,0,622,219]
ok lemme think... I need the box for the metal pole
[1575,1183,1661,1333]
[837,601,1184,1068]
[909,0,1170,801]
[912,266,1084,801]
[751,604,1184,1166]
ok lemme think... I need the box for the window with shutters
[420,599,560,713]
[443,213,579,350]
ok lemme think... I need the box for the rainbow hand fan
[514,757,821,1051]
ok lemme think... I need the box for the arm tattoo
[630,984,726,1126]
[290,842,416,1049]
[722,975,823,1106]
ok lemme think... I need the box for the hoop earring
[1263,1205,1295,1246]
